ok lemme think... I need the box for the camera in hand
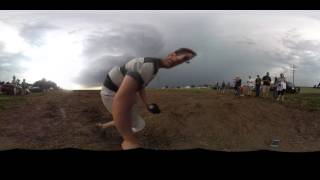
[148,103,161,114]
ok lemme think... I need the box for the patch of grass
[284,87,320,111]
[0,96,11,110]
[300,87,320,94]
[28,92,44,96]
[286,93,320,111]
[0,95,26,111]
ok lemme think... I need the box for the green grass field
[0,91,53,111]
[299,87,320,94]
[0,95,25,110]
[278,87,320,111]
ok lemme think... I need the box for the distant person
[11,76,16,84]
[0,81,3,94]
[11,75,17,96]
[16,79,22,95]
[221,81,226,94]
[273,76,278,99]
[234,76,241,96]
[215,81,220,94]
[255,75,262,97]
[262,72,271,97]
[246,75,255,96]
[21,79,28,95]
[232,78,236,95]
[97,48,197,150]
[276,73,286,102]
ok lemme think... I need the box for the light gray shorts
[100,86,145,133]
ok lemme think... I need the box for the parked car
[29,86,42,93]
[270,82,300,94]
[286,82,300,93]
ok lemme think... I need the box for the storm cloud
[75,23,165,87]
[0,11,320,89]
[19,22,59,46]
[0,50,29,81]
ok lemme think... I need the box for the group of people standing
[233,72,287,102]
[216,81,227,94]
[0,75,29,96]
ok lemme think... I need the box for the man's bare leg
[113,108,141,150]
[97,121,115,129]
[112,75,142,150]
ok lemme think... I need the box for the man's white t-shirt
[101,57,161,96]
[247,78,255,88]
[277,78,286,91]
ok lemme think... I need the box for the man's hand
[147,103,161,114]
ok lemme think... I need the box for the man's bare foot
[121,140,141,150]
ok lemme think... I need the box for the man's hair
[174,48,197,57]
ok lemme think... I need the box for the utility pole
[292,64,297,87]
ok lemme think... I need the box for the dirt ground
[0,89,320,152]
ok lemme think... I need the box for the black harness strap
[144,57,161,75]
[103,74,119,92]
[119,65,127,76]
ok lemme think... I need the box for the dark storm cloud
[19,22,59,46]
[2,11,320,88]
[158,26,320,88]
[257,29,320,86]
[280,31,320,85]
[75,23,165,86]
[76,14,223,88]
[75,54,134,87]
[0,49,29,81]
[83,24,164,58]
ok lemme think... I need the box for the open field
[0,88,320,151]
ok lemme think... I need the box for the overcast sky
[0,10,320,89]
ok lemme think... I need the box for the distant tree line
[33,78,58,90]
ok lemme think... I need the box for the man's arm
[138,87,149,109]
[138,85,161,114]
